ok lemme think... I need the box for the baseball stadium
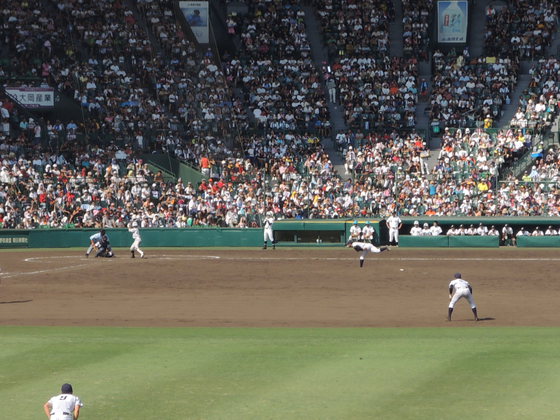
[1,1,560,419]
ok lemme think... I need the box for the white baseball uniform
[410,224,422,236]
[448,278,476,309]
[350,224,362,240]
[263,215,275,248]
[386,215,401,245]
[430,224,443,236]
[350,241,388,267]
[128,226,144,258]
[361,224,374,242]
[545,227,558,235]
[46,393,83,420]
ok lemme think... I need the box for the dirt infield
[0,248,559,327]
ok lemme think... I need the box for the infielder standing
[43,383,83,420]
[346,239,390,268]
[128,221,145,258]
[85,229,105,257]
[386,213,402,246]
[263,211,275,250]
[448,273,479,321]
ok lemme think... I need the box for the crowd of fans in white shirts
[484,0,558,59]
[402,0,433,60]
[429,48,518,129]
[0,0,560,231]
[223,0,329,134]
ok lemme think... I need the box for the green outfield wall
[0,218,559,248]
[0,220,367,249]
[400,236,499,248]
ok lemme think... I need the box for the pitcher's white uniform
[263,212,275,249]
[347,240,389,267]
[128,223,144,258]
[386,214,402,245]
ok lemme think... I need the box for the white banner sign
[437,1,469,43]
[5,87,55,108]
[180,1,209,44]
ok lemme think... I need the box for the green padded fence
[399,236,499,248]
[0,218,559,249]
[0,228,263,249]
[517,236,560,248]
[448,235,499,248]
[399,236,449,247]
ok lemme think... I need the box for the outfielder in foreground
[346,240,390,267]
[448,273,479,321]
[128,222,145,258]
[44,383,83,420]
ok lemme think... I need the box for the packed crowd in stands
[429,48,519,129]
[223,0,330,134]
[402,0,433,60]
[1,1,560,229]
[1,0,239,154]
[485,0,558,59]
[510,57,560,135]
[313,0,394,60]
[312,0,418,131]
[332,56,418,131]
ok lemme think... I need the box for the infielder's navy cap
[61,383,73,394]
[454,273,462,279]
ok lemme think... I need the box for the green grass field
[2,326,560,419]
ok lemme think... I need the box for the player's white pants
[264,227,274,243]
[449,288,476,309]
[130,238,143,256]
[50,414,74,420]
[360,244,381,260]
[86,242,99,255]
[389,228,399,243]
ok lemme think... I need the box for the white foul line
[1,253,559,280]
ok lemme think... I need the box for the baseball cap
[454,273,462,279]
[61,383,73,394]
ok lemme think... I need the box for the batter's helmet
[454,273,462,279]
[61,383,73,394]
